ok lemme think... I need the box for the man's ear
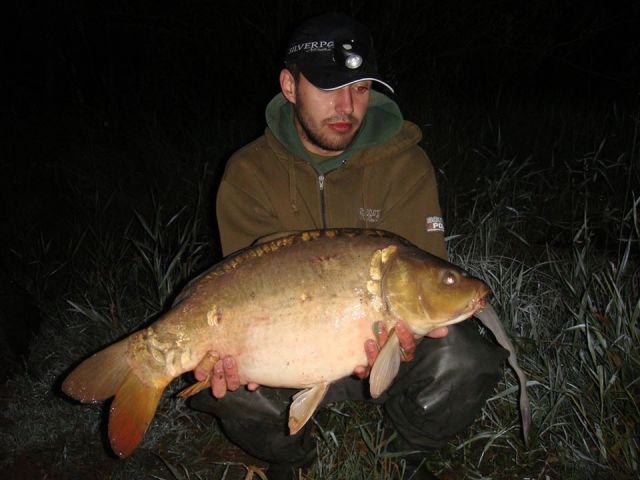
[280,68,296,104]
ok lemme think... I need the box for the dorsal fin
[252,231,300,245]
[173,232,303,303]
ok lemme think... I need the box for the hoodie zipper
[318,174,327,228]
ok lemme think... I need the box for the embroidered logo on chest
[359,208,381,223]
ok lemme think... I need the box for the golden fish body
[63,229,490,457]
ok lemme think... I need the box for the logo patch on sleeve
[426,216,445,232]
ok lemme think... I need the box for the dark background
[9,0,639,112]
[0,3,639,473]
[3,0,640,289]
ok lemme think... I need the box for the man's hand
[352,321,449,379]
[193,353,260,399]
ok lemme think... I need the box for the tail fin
[108,370,166,457]
[62,341,130,402]
[62,339,168,457]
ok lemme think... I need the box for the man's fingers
[427,327,449,338]
[194,351,219,381]
[211,361,227,399]
[365,339,379,366]
[395,321,416,361]
[374,321,389,346]
[353,365,370,379]
[247,382,260,391]
[222,356,241,391]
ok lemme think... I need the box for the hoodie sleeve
[376,148,448,260]
[216,155,283,257]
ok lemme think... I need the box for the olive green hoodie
[216,91,447,259]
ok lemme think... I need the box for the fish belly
[229,301,376,388]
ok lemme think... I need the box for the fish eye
[443,271,456,286]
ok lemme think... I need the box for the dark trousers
[189,320,508,466]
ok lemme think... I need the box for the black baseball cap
[284,12,394,93]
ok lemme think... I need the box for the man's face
[285,72,372,156]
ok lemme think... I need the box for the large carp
[62,229,530,458]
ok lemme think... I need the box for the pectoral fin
[369,329,401,398]
[288,382,329,435]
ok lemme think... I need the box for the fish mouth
[444,293,488,326]
[468,291,489,316]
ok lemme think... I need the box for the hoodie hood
[265,90,405,175]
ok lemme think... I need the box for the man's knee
[384,320,508,447]
[435,319,509,376]
[189,386,297,426]
[189,386,316,464]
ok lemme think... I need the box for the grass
[1,98,638,479]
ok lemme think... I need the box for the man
[190,12,507,480]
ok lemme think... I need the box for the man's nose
[334,87,354,115]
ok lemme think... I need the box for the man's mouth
[327,122,352,133]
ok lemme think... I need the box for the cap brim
[301,67,394,94]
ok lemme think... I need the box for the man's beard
[293,102,359,152]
